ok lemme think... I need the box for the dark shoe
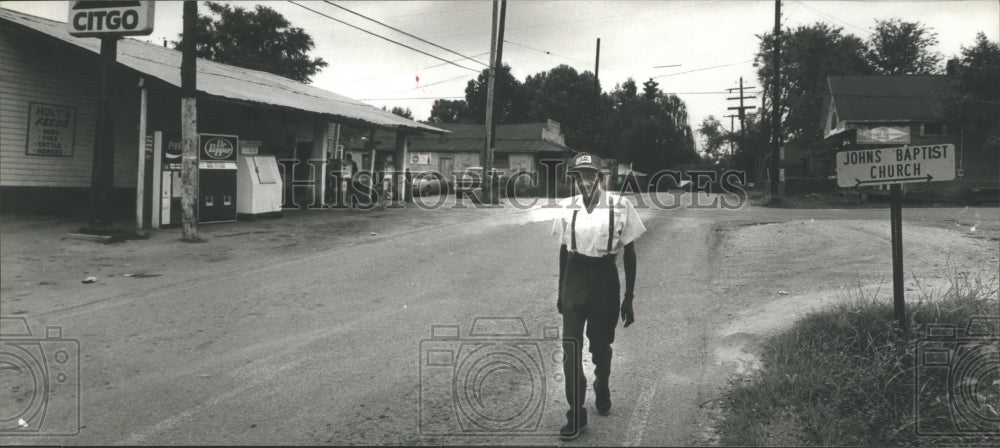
[559,409,588,441]
[594,379,611,415]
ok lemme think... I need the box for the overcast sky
[4,1,998,147]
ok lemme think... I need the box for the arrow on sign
[855,174,934,186]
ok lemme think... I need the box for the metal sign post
[889,184,905,331]
[68,1,155,228]
[837,144,956,331]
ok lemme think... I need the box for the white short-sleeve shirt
[551,191,646,257]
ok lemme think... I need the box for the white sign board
[240,140,261,155]
[410,153,432,165]
[836,144,955,188]
[857,125,910,144]
[26,102,76,157]
[68,1,155,37]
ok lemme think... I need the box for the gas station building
[0,8,445,224]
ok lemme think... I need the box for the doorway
[439,157,454,192]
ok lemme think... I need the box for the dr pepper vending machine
[198,133,238,223]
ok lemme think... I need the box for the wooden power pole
[482,0,499,205]
[483,0,506,205]
[180,1,200,240]
[769,0,782,202]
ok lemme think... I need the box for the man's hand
[621,297,635,327]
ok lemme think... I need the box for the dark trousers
[560,254,620,415]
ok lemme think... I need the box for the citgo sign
[67,1,155,37]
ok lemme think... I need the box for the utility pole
[482,0,499,205]
[726,77,755,172]
[759,93,767,183]
[487,0,506,205]
[724,114,738,169]
[180,0,199,241]
[770,0,782,202]
[594,37,601,120]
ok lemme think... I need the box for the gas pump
[198,133,238,223]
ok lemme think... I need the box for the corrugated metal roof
[828,75,951,122]
[408,137,571,154]
[406,122,575,154]
[427,123,549,140]
[0,8,445,134]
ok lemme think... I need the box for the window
[493,153,509,169]
[921,122,945,137]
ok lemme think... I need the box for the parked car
[451,166,511,197]
[410,171,448,197]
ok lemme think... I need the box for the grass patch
[718,272,1000,446]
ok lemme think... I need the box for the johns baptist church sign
[67,1,154,37]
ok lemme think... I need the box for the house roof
[827,75,951,122]
[409,123,574,154]
[352,122,575,154]
[0,8,445,134]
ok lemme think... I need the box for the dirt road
[1,194,996,445]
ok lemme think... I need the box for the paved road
[2,194,996,445]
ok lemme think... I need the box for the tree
[522,65,606,153]
[867,19,943,75]
[756,23,872,145]
[610,78,638,106]
[610,90,698,174]
[944,32,1000,142]
[463,63,528,124]
[697,115,731,164]
[173,2,327,83]
[428,99,471,123]
[385,106,413,119]
[641,78,660,100]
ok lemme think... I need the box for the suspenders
[570,199,615,254]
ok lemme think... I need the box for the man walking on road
[551,152,646,440]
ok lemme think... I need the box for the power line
[324,1,490,69]
[289,1,481,73]
[503,39,593,66]
[339,51,490,86]
[653,60,755,79]
[794,0,869,34]
[358,96,465,101]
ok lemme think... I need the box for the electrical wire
[794,0,869,34]
[503,39,593,67]
[338,51,491,86]
[324,1,490,69]
[289,1,481,73]
[653,60,755,79]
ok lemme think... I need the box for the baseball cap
[568,152,601,172]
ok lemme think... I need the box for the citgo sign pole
[837,144,956,331]
[67,1,155,228]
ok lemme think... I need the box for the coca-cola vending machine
[198,133,238,223]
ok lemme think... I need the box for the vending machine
[236,139,283,216]
[151,132,182,227]
[198,133,238,223]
